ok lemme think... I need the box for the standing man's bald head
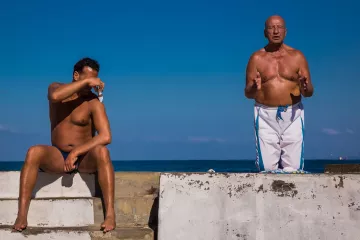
[264,15,287,45]
[265,15,286,28]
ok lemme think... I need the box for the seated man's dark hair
[73,57,100,73]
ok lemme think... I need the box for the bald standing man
[245,15,314,172]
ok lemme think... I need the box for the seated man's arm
[297,51,314,97]
[48,80,90,103]
[244,53,259,99]
[72,100,112,156]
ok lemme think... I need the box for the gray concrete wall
[158,173,360,240]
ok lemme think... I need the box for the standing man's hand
[254,72,262,90]
[298,71,308,92]
[64,151,79,172]
[86,78,105,93]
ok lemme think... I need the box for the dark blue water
[0,160,359,173]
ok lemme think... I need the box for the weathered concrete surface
[0,199,94,227]
[0,227,153,240]
[159,173,360,240]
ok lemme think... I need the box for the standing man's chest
[257,54,300,82]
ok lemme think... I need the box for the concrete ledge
[159,173,360,240]
[0,172,160,199]
[0,226,154,240]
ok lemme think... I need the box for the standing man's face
[264,17,287,44]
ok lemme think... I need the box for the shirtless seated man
[245,15,314,172]
[13,57,116,232]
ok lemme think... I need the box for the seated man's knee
[93,145,110,163]
[25,145,44,165]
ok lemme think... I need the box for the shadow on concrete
[148,196,159,240]
[32,173,64,197]
[33,172,95,198]
[78,172,97,196]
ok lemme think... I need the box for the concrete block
[0,199,94,227]
[94,197,156,227]
[0,172,95,198]
[0,227,154,240]
[158,173,360,240]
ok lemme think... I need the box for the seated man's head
[73,57,100,95]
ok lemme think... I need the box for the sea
[0,159,359,173]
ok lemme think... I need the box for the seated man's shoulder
[48,82,63,90]
[87,94,105,109]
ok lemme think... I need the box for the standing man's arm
[297,51,314,97]
[245,53,261,99]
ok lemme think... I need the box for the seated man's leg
[280,108,305,171]
[254,106,281,171]
[77,145,115,232]
[13,145,65,231]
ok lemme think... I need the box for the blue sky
[0,0,359,161]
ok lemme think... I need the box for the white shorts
[254,102,305,172]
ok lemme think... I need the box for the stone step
[0,197,157,228]
[0,226,154,240]
[0,199,94,227]
[0,172,159,199]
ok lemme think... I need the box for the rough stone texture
[111,173,160,198]
[0,227,153,240]
[325,164,360,173]
[0,199,94,227]
[94,197,156,227]
[159,173,360,240]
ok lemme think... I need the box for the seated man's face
[74,66,99,95]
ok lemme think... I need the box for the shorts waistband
[254,101,302,110]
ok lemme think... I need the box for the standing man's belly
[255,79,301,107]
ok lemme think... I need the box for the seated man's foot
[13,216,27,232]
[101,214,116,233]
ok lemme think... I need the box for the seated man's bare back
[245,15,314,172]
[13,58,116,233]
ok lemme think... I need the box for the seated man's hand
[64,152,79,172]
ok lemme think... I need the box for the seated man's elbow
[103,135,112,145]
[48,93,60,103]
